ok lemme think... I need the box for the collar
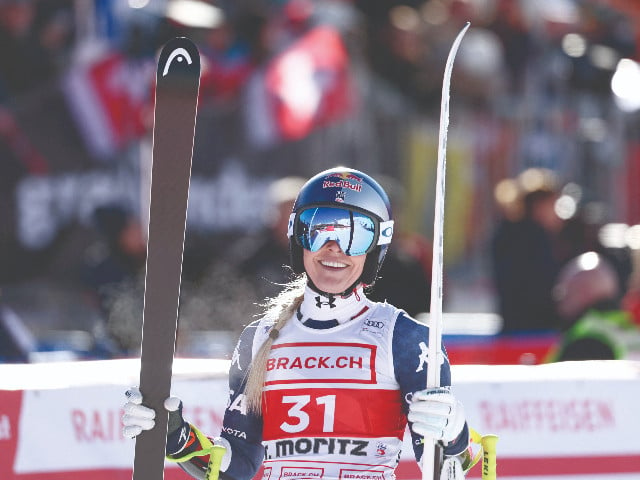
[298,285,370,325]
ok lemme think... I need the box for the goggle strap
[287,212,296,238]
[377,220,394,245]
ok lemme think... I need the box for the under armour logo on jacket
[315,295,336,308]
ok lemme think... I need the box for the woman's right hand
[122,387,156,438]
[122,387,191,455]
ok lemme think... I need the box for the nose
[323,240,343,253]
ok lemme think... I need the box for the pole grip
[481,434,498,480]
[206,445,227,480]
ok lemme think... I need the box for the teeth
[321,260,347,268]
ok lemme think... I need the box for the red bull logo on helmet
[322,172,363,193]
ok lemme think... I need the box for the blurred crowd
[490,167,640,360]
[1,0,640,363]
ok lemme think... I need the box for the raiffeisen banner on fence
[1,359,639,480]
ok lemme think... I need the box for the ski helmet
[287,166,394,285]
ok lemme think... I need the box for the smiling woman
[122,166,473,480]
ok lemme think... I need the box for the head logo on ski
[162,47,194,77]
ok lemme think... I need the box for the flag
[246,26,355,148]
[63,49,154,160]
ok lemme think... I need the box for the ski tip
[157,36,201,82]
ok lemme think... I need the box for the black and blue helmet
[287,166,394,285]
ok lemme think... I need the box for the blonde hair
[244,276,306,414]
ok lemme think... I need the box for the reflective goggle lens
[296,207,377,256]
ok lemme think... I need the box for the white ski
[423,22,470,480]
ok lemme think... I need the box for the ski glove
[408,387,466,444]
[122,387,191,455]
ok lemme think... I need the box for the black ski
[133,37,200,480]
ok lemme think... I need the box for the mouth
[319,259,348,269]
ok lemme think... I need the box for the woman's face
[303,241,366,294]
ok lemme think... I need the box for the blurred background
[1,0,640,363]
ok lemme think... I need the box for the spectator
[82,205,146,299]
[623,288,640,327]
[550,251,640,361]
[555,194,634,298]
[368,175,432,316]
[490,168,565,333]
[0,0,69,100]
[0,293,37,363]
[233,176,307,303]
[164,0,259,109]
[489,0,536,94]
[622,243,640,325]
[81,204,146,353]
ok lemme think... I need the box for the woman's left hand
[408,387,466,443]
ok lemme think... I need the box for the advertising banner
[1,360,639,480]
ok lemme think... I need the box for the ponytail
[244,277,306,414]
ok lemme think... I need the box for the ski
[133,37,200,480]
[423,22,469,480]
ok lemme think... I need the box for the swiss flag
[247,26,355,147]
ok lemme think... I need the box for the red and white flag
[246,26,355,148]
[63,50,154,160]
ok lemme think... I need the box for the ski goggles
[289,206,393,256]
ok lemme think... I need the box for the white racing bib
[256,302,407,480]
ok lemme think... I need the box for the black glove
[164,397,192,456]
